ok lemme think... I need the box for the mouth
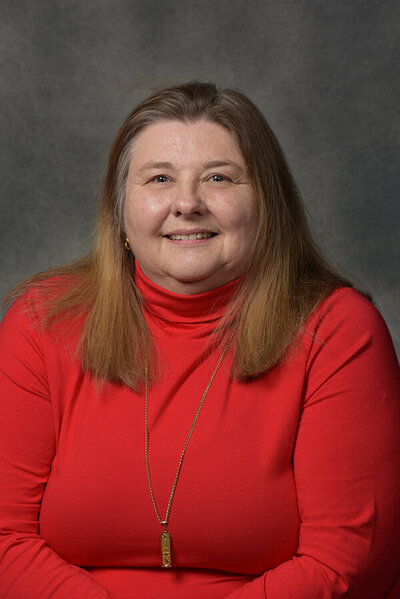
[164,231,217,241]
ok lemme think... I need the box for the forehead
[129,119,244,166]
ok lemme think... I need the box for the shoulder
[0,291,45,378]
[309,287,391,342]
[1,275,82,339]
[302,286,399,385]
[1,286,42,332]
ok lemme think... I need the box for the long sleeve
[224,291,400,599]
[2,283,399,599]
[0,298,111,599]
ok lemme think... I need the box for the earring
[124,237,131,251]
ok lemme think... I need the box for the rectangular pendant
[161,530,172,568]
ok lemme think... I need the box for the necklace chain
[144,335,232,567]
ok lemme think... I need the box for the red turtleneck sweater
[0,266,399,599]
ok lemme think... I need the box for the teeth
[169,233,213,240]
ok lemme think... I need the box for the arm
[225,290,400,598]
[0,298,111,599]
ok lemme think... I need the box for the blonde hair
[5,81,353,389]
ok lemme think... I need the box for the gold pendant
[161,530,172,568]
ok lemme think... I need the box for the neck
[134,261,243,334]
[137,264,242,296]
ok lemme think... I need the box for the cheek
[216,196,258,234]
[124,194,168,235]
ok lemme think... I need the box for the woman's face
[124,119,258,294]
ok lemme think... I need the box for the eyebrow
[135,160,244,174]
[202,160,243,170]
[136,161,174,173]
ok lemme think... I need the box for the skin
[123,119,259,294]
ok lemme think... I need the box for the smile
[166,232,216,241]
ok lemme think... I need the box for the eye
[209,174,230,183]
[151,174,169,184]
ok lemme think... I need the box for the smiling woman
[124,120,258,293]
[0,82,399,599]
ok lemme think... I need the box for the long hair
[5,81,353,389]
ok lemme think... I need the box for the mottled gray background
[1,0,399,354]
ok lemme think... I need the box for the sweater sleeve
[224,290,400,599]
[0,298,111,599]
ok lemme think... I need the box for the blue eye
[153,175,169,183]
[210,174,226,182]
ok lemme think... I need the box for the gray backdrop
[1,0,399,355]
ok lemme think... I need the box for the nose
[171,182,205,217]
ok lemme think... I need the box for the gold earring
[124,237,131,251]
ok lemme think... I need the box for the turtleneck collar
[134,262,241,328]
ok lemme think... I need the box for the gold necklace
[144,337,232,568]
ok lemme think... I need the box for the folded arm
[0,299,111,599]
[225,291,400,598]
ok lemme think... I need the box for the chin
[171,268,223,284]
[171,270,236,291]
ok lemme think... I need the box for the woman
[0,82,399,599]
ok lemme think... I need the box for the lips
[164,230,217,241]
[168,232,215,241]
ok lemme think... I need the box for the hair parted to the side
[4,81,354,389]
